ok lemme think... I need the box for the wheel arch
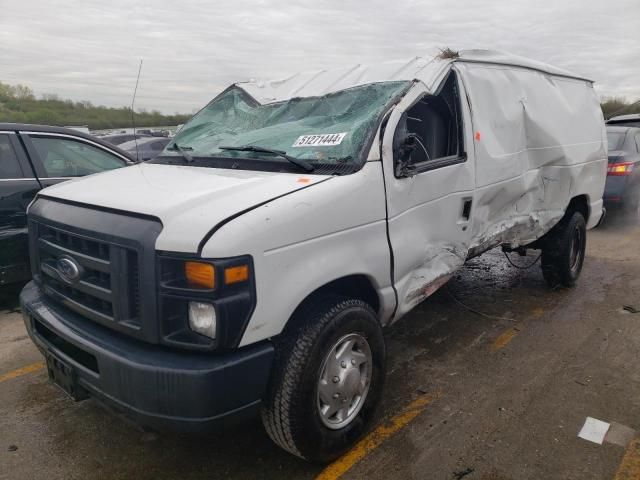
[566,194,590,222]
[280,274,382,337]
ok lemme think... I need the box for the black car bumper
[603,176,630,203]
[20,281,274,431]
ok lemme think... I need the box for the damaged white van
[21,50,606,462]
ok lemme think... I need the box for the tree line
[0,80,638,129]
[0,82,191,130]
[600,97,640,119]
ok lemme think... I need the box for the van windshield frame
[153,81,411,174]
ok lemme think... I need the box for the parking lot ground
[2,209,640,480]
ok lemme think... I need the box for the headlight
[158,254,256,351]
[188,301,217,339]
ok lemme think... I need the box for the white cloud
[0,0,638,113]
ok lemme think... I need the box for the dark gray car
[0,124,134,285]
[606,113,640,128]
[101,133,151,146]
[119,136,170,161]
[604,126,640,211]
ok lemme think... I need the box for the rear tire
[541,211,587,288]
[261,296,385,462]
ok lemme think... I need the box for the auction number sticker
[292,132,347,147]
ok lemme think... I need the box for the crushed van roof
[236,49,592,105]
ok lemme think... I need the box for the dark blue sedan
[604,126,640,212]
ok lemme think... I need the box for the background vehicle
[0,124,134,285]
[119,136,171,161]
[606,113,640,128]
[20,51,606,462]
[101,133,152,146]
[604,126,640,211]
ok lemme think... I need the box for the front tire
[541,211,587,288]
[261,296,385,462]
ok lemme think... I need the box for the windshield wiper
[219,145,315,172]
[167,143,194,163]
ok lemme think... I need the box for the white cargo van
[21,50,606,462]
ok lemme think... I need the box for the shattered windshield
[161,81,410,168]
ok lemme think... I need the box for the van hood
[38,163,329,252]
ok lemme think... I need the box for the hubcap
[316,333,372,430]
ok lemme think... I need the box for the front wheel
[261,296,385,462]
[541,211,587,288]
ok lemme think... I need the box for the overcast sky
[0,0,638,114]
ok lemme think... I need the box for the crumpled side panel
[457,63,606,251]
[398,243,467,317]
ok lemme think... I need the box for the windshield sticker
[292,133,347,147]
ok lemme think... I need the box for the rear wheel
[541,211,587,288]
[261,296,385,462]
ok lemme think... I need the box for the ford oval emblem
[57,256,82,283]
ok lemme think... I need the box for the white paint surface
[578,417,611,445]
[238,49,590,105]
[34,51,607,347]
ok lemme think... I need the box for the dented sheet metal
[236,49,591,105]
[376,51,604,321]
[401,244,467,315]
[456,61,606,250]
[194,49,605,324]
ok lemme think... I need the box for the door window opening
[393,72,464,174]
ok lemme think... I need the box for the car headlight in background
[188,302,216,339]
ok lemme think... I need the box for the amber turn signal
[224,265,249,285]
[185,261,215,289]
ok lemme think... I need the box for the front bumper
[20,281,274,431]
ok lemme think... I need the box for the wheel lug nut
[351,359,356,366]
[332,376,339,383]
[333,393,339,399]
[341,361,347,368]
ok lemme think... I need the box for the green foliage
[1,80,637,128]
[601,97,640,119]
[0,81,190,130]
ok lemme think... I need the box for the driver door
[382,71,476,319]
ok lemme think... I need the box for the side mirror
[394,133,418,177]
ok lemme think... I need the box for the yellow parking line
[315,392,440,480]
[490,308,543,352]
[490,327,520,352]
[613,438,640,480]
[532,307,545,319]
[0,361,45,384]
